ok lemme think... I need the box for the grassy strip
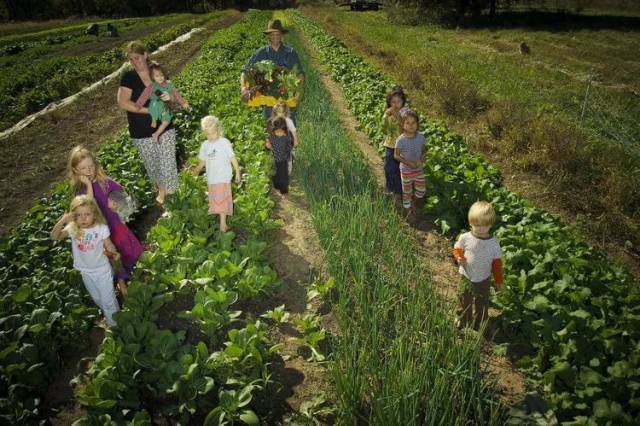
[73,11,287,424]
[291,10,640,424]
[0,12,229,132]
[280,12,502,425]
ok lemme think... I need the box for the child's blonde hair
[201,115,223,140]
[68,146,108,194]
[271,101,290,118]
[468,201,496,227]
[68,195,106,238]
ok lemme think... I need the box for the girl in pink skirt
[192,116,241,232]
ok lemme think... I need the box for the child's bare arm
[292,131,299,146]
[50,212,73,240]
[231,156,241,183]
[191,160,206,177]
[78,175,94,198]
[103,237,121,261]
[172,87,189,108]
[394,148,416,168]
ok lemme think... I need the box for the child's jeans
[400,168,425,209]
[459,276,490,329]
[384,147,402,194]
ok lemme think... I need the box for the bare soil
[264,183,335,422]
[0,12,242,238]
[298,32,528,408]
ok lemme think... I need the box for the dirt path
[297,30,528,408]
[0,12,242,238]
[264,183,335,420]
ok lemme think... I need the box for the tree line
[1,0,295,20]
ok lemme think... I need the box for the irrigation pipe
[0,27,204,141]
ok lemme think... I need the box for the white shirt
[285,117,296,134]
[454,232,502,282]
[65,223,111,273]
[198,137,235,184]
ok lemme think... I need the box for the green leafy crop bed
[0,13,223,132]
[72,11,286,425]
[290,9,640,425]
[1,11,287,425]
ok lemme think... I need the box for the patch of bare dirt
[298,31,528,408]
[264,182,335,419]
[44,327,104,425]
[0,12,243,238]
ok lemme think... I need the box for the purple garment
[80,178,141,281]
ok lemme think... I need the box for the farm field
[302,6,640,269]
[1,4,640,426]
[0,11,234,132]
[0,11,242,238]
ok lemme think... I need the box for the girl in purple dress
[68,146,143,296]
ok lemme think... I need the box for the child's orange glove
[452,247,466,264]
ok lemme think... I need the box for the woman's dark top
[120,69,173,139]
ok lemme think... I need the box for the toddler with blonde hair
[192,116,241,232]
[453,201,504,329]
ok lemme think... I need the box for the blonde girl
[453,201,504,329]
[68,146,143,296]
[50,195,120,327]
[192,116,241,233]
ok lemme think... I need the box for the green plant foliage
[1,11,284,424]
[289,9,640,424]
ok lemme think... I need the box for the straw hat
[263,19,288,34]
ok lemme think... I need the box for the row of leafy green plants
[0,12,225,132]
[73,11,288,425]
[0,14,194,56]
[290,10,640,424]
[0,11,236,424]
[0,134,155,421]
[283,14,502,425]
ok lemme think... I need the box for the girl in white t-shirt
[50,195,121,327]
[192,116,241,233]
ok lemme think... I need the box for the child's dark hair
[402,109,419,126]
[386,85,406,108]
[150,61,169,80]
[269,116,288,134]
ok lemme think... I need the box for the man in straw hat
[240,19,304,123]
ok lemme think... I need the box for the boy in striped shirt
[453,201,504,329]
